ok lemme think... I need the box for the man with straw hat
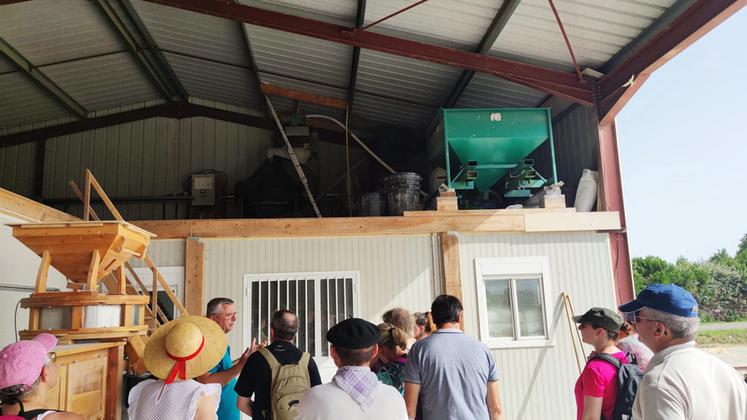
[128,315,228,420]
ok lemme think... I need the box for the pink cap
[0,333,57,390]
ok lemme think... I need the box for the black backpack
[591,353,643,420]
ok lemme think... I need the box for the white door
[243,272,360,383]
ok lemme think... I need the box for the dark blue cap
[618,284,698,318]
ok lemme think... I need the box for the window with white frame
[243,272,359,357]
[475,257,554,348]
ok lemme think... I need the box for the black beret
[326,318,378,349]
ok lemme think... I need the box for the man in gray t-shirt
[404,295,504,420]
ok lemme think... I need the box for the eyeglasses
[634,314,658,324]
[47,352,57,363]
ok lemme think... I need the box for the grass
[697,329,747,346]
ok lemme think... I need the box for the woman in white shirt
[128,316,228,420]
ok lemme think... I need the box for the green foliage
[632,234,747,322]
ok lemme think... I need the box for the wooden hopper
[12,221,155,289]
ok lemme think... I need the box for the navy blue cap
[327,318,379,349]
[618,284,698,318]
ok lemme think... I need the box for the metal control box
[191,173,216,206]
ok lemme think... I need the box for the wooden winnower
[14,221,154,341]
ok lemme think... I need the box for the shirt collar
[645,340,696,373]
[435,328,463,334]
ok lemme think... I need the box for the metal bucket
[385,172,422,215]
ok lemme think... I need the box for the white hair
[646,307,700,339]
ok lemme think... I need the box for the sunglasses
[47,352,57,363]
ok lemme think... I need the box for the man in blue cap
[619,284,746,420]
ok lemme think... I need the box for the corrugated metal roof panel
[352,93,435,130]
[490,0,676,71]
[246,25,353,88]
[240,0,356,25]
[456,73,546,109]
[0,0,124,66]
[41,52,161,111]
[0,73,73,129]
[365,0,501,50]
[356,49,461,108]
[164,52,262,110]
[132,0,251,67]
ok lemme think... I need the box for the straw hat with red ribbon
[143,316,227,384]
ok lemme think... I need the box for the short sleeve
[308,356,323,386]
[403,343,422,384]
[234,351,262,397]
[486,348,500,382]
[581,362,609,398]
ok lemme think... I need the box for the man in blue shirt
[196,297,260,420]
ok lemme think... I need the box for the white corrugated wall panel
[164,52,262,110]
[41,52,160,111]
[0,73,74,129]
[203,235,439,357]
[131,239,186,268]
[365,0,500,50]
[40,109,273,220]
[490,0,675,71]
[459,231,615,420]
[457,73,546,109]
[246,25,353,88]
[133,0,251,68]
[0,0,124,66]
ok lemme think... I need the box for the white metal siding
[459,231,615,420]
[203,235,439,357]
[131,239,186,268]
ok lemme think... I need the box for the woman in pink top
[573,307,628,420]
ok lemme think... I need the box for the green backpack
[259,348,311,420]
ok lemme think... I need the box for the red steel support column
[598,120,634,304]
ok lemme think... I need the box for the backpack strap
[298,352,310,370]
[259,348,281,371]
[591,353,622,369]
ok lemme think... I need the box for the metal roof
[0,0,736,136]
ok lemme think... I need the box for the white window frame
[475,257,554,349]
[242,271,360,357]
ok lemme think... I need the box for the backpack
[259,348,311,420]
[591,353,644,420]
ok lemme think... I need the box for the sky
[616,7,747,263]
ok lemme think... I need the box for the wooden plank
[404,208,577,217]
[86,250,101,291]
[29,308,41,330]
[523,211,621,232]
[53,342,124,357]
[0,187,79,223]
[35,249,52,293]
[22,293,149,307]
[439,232,463,301]
[105,345,123,420]
[83,170,92,221]
[184,238,205,316]
[87,169,125,221]
[121,304,134,327]
[260,83,348,110]
[144,254,189,316]
[115,266,127,295]
[71,306,84,329]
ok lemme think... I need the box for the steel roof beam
[598,0,746,120]
[119,0,189,102]
[232,0,268,115]
[0,37,87,118]
[443,0,523,108]
[141,0,594,105]
[94,0,176,102]
[0,102,271,148]
[346,0,366,110]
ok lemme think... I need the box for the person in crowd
[404,295,504,420]
[616,314,653,371]
[296,318,408,420]
[573,307,628,420]
[0,333,82,420]
[196,297,261,420]
[127,315,228,420]
[619,284,747,419]
[373,323,409,395]
[382,307,416,349]
[235,310,322,419]
[412,312,434,341]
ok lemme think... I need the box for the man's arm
[197,340,259,386]
[486,380,504,420]
[236,395,253,416]
[403,382,421,419]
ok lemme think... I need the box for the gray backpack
[591,353,643,420]
[259,348,311,420]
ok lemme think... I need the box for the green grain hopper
[429,108,557,198]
